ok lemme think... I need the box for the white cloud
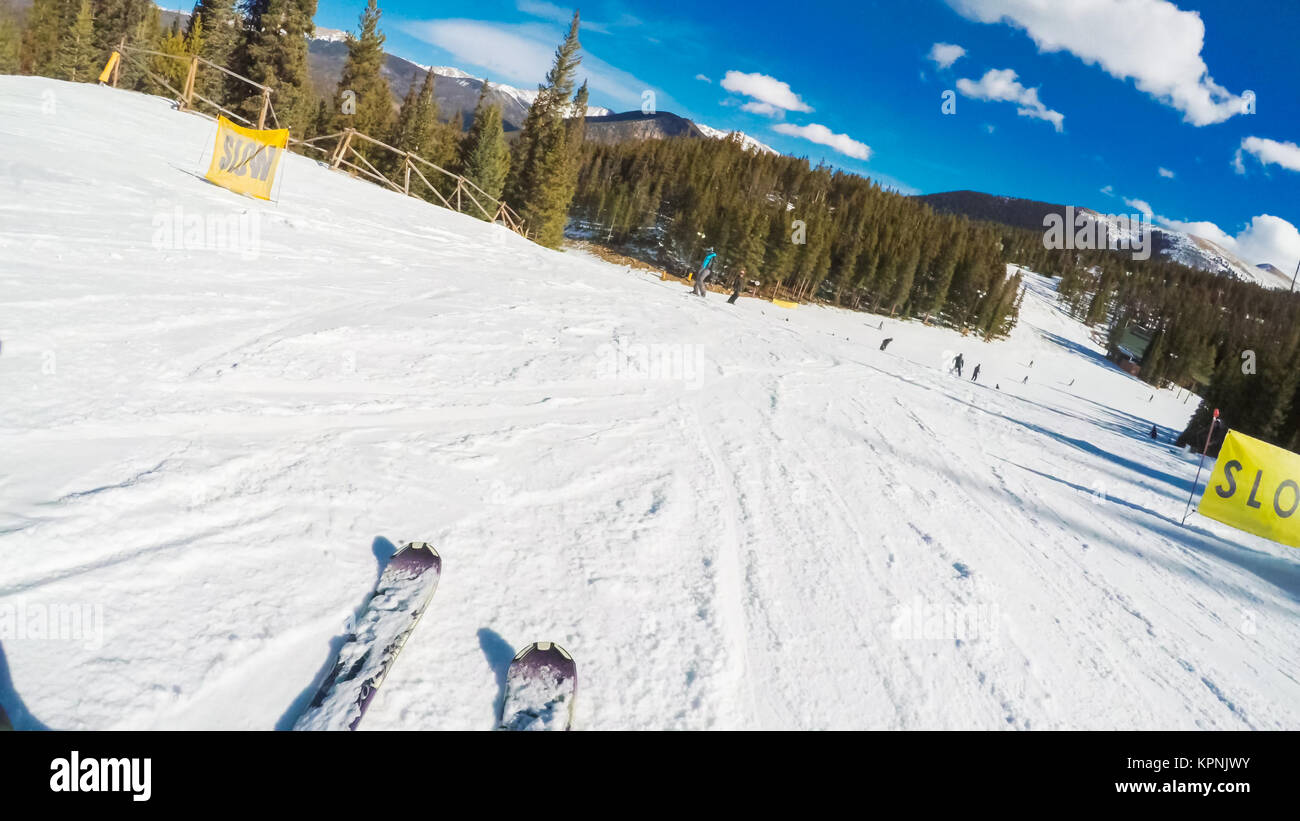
[1232,149,1246,175]
[1100,184,1114,196]
[1159,217,1233,247]
[1233,216,1300,270]
[928,42,967,69]
[955,68,1064,131]
[516,1,576,23]
[947,0,1248,126]
[1128,197,1300,270]
[1237,136,1300,173]
[772,122,871,160]
[514,1,638,34]
[741,101,782,117]
[695,73,712,83]
[402,19,658,111]
[1123,197,1154,218]
[1157,167,1175,178]
[1161,214,1300,270]
[721,70,813,113]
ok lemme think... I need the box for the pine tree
[0,8,21,74]
[188,0,241,101]
[235,0,318,131]
[388,73,426,150]
[21,0,76,76]
[57,0,98,82]
[115,3,160,90]
[387,69,441,191]
[335,0,392,148]
[92,0,158,56]
[308,96,331,139]
[506,11,582,247]
[150,19,189,91]
[189,0,240,71]
[458,80,510,214]
[185,12,205,63]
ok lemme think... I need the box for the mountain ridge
[917,190,1290,290]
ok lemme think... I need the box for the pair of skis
[293,542,576,732]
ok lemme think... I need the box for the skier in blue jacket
[693,248,717,297]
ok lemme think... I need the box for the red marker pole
[1182,408,1220,526]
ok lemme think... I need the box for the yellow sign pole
[1182,408,1220,525]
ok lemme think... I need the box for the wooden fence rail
[328,128,525,233]
[112,45,525,235]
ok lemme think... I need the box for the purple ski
[498,642,577,731]
[295,542,441,731]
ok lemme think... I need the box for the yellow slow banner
[1198,431,1300,548]
[205,117,289,201]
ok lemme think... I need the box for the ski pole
[1181,408,1219,526]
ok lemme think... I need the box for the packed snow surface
[3,78,1300,730]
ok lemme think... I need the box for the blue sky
[306,0,1300,270]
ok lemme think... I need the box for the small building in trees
[1110,323,1153,375]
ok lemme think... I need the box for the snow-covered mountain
[693,122,779,156]
[306,34,611,129]
[307,29,770,153]
[1257,262,1294,288]
[1081,208,1291,290]
[312,26,349,44]
[918,192,1292,291]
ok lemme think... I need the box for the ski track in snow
[2,77,1299,730]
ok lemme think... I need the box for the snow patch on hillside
[313,27,349,44]
[1081,208,1289,290]
[695,122,779,155]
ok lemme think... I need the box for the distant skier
[952,353,965,377]
[1150,424,1160,440]
[1069,379,1075,387]
[1022,375,1029,384]
[971,364,981,382]
[693,248,717,297]
[727,269,745,304]
[880,337,894,351]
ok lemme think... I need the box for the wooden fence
[109,44,526,236]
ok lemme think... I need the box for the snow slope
[3,77,1300,731]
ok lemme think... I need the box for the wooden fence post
[403,155,412,195]
[257,88,271,129]
[331,129,354,170]
[111,38,125,87]
[181,54,198,109]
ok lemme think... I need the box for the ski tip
[513,641,573,663]
[392,541,441,573]
[500,643,578,731]
[401,541,440,557]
